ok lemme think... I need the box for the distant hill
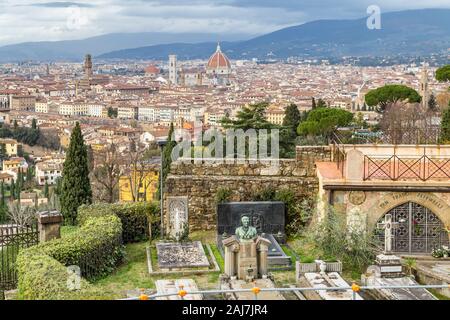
[98,9,450,60]
[0,32,250,62]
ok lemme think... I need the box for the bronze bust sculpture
[235,215,258,241]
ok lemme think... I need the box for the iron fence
[0,224,39,291]
[334,128,441,145]
[121,283,450,301]
[364,155,450,181]
[331,133,346,176]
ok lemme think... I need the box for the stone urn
[319,261,327,275]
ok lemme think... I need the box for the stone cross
[377,214,400,254]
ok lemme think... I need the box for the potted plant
[404,258,416,279]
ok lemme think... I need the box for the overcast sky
[0,0,449,46]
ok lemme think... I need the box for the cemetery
[1,151,449,301]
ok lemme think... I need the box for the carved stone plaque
[167,196,188,240]
[349,191,366,205]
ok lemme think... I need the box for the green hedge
[16,249,106,300]
[16,215,123,300]
[78,202,160,243]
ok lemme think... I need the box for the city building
[119,168,159,202]
[206,43,232,86]
[35,161,63,186]
[0,139,19,157]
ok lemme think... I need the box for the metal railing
[334,128,441,145]
[331,133,346,176]
[364,155,450,181]
[121,283,450,301]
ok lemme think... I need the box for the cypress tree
[312,97,317,109]
[44,181,49,199]
[16,170,22,198]
[317,98,327,108]
[0,182,6,223]
[283,104,301,133]
[156,123,176,200]
[60,122,92,225]
[428,94,438,112]
[280,104,301,158]
[10,179,15,200]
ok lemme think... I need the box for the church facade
[316,144,450,254]
[170,43,232,87]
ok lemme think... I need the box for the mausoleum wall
[164,146,331,231]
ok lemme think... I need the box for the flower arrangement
[431,246,449,258]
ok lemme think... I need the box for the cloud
[28,2,95,8]
[0,1,449,46]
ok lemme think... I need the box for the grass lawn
[88,230,298,299]
[89,241,223,299]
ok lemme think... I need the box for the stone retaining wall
[164,146,331,231]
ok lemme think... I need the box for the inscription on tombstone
[167,196,188,240]
[217,202,286,236]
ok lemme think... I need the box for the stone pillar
[37,211,63,243]
[237,242,258,281]
[345,149,364,181]
[256,236,271,277]
[222,236,240,278]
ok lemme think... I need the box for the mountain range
[1,9,450,62]
[0,32,250,62]
[99,9,450,61]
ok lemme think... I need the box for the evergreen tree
[365,84,421,112]
[44,181,49,199]
[16,170,22,198]
[17,145,23,157]
[440,107,450,143]
[280,104,301,158]
[156,123,176,200]
[31,118,37,130]
[317,99,327,108]
[0,182,7,223]
[311,97,317,109]
[0,143,6,161]
[26,166,33,182]
[282,103,301,131]
[428,94,438,112]
[221,102,276,130]
[13,120,18,130]
[10,179,15,200]
[60,122,92,225]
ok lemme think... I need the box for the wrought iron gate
[377,202,449,254]
[0,225,39,292]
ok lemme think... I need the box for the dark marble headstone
[217,202,291,268]
[217,201,286,237]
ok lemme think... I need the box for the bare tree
[92,143,123,203]
[122,139,157,203]
[7,202,36,227]
[380,102,439,144]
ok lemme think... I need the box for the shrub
[77,202,160,243]
[250,187,314,237]
[215,187,232,204]
[16,249,105,300]
[305,207,379,273]
[16,215,123,300]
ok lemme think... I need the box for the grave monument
[222,216,271,281]
[361,214,437,300]
[217,202,291,268]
